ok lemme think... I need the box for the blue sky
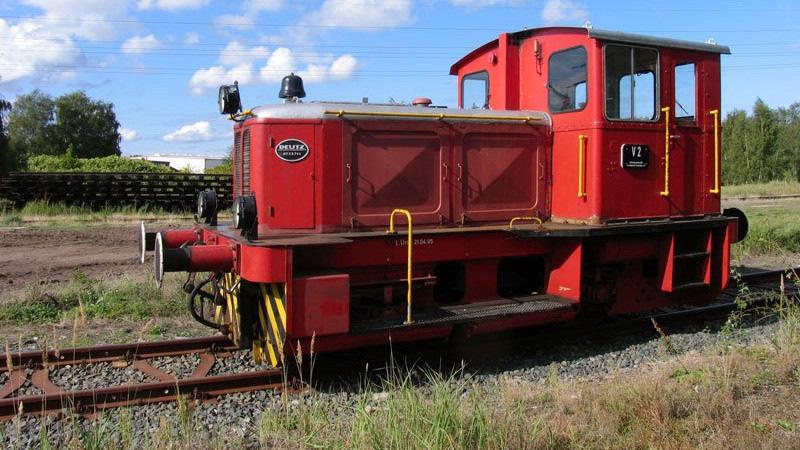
[1,0,799,157]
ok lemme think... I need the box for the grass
[732,199,800,259]
[0,270,185,325]
[0,200,193,227]
[723,180,800,198]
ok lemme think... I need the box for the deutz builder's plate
[621,144,649,169]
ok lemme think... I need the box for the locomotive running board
[350,295,575,334]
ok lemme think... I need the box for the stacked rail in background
[0,172,233,212]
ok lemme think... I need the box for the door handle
[442,162,448,181]
[456,163,463,181]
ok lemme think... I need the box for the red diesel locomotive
[141,27,747,366]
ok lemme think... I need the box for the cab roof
[449,26,730,75]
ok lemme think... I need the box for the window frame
[460,70,490,109]
[603,43,661,123]
[547,45,589,115]
[673,61,698,124]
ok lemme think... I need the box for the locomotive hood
[250,102,551,126]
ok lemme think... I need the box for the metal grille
[242,129,251,195]
[233,131,242,197]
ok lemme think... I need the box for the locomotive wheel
[216,273,287,367]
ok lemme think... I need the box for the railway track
[0,266,796,421]
[724,193,800,201]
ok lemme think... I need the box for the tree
[745,98,778,182]
[7,89,55,167]
[0,97,11,174]
[775,102,800,181]
[51,91,121,158]
[722,109,748,184]
[722,98,800,185]
[6,90,121,166]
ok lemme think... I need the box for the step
[671,281,710,292]
[351,295,575,334]
[673,251,710,260]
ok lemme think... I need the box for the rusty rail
[0,335,291,420]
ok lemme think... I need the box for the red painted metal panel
[544,239,582,301]
[238,245,288,283]
[268,124,316,229]
[343,120,449,227]
[291,274,350,337]
[453,124,549,223]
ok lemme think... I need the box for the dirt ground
[0,225,148,300]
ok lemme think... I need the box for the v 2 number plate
[620,144,649,169]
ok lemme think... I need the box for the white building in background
[128,154,226,173]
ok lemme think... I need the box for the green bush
[26,153,173,173]
[205,158,232,175]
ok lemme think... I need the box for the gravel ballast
[0,316,785,448]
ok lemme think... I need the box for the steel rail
[0,368,286,420]
[1,335,235,371]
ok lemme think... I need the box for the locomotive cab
[451,27,730,224]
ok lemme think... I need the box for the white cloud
[247,0,284,11]
[305,0,412,29]
[328,55,358,80]
[163,121,214,142]
[21,0,131,40]
[184,32,200,45]
[214,14,257,29]
[189,63,255,95]
[0,18,82,83]
[122,34,162,54]
[120,128,139,141]
[215,0,284,29]
[137,0,209,11]
[450,0,524,7]
[1,1,135,84]
[219,41,269,66]
[189,43,358,95]
[541,0,588,25]
[259,48,296,82]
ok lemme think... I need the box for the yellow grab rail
[387,209,414,325]
[509,216,543,229]
[660,106,671,197]
[324,109,544,123]
[578,134,588,198]
[709,109,720,194]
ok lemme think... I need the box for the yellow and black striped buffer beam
[257,283,287,366]
[218,273,242,346]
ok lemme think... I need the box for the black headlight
[218,82,242,115]
[233,195,257,230]
[197,190,218,224]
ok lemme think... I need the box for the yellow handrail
[709,109,720,194]
[660,106,671,197]
[387,209,414,325]
[509,216,543,229]
[578,134,588,198]
[324,109,544,123]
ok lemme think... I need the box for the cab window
[462,71,489,109]
[605,45,659,121]
[548,46,587,113]
[674,63,696,121]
